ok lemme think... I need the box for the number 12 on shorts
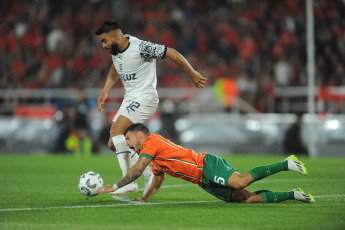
[214,176,225,185]
[126,101,140,112]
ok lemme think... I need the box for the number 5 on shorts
[214,176,225,185]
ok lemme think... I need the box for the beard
[109,42,120,55]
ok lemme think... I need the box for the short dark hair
[123,123,150,136]
[95,20,121,35]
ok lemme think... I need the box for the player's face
[125,131,142,153]
[99,33,120,55]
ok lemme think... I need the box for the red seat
[15,106,56,119]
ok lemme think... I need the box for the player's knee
[108,139,116,152]
[229,173,249,189]
[231,189,254,203]
[245,194,263,203]
[235,181,247,190]
[231,178,248,189]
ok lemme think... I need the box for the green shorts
[202,154,237,202]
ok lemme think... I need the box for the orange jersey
[139,134,206,187]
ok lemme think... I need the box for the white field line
[1,194,343,212]
[1,179,344,212]
[314,195,345,198]
[0,200,220,212]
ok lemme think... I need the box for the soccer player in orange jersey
[97,123,315,203]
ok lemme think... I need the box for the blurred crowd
[1,0,344,112]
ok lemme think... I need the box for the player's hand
[97,91,108,112]
[190,71,207,88]
[96,185,115,194]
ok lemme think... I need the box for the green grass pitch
[1,154,344,230]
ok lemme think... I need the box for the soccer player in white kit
[95,21,207,196]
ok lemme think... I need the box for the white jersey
[111,35,167,101]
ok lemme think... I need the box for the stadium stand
[1,0,344,113]
[0,0,344,154]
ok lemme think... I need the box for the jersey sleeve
[138,40,167,59]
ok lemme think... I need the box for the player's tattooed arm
[116,169,142,188]
[97,156,151,194]
[116,156,151,189]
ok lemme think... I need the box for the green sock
[248,161,288,181]
[258,190,295,203]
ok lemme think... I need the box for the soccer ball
[78,171,103,197]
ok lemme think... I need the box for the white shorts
[112,97,159,123]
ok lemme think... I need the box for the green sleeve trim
[139,153,153,160]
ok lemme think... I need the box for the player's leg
[111,96,157,195]
[227,155,307,190]
[201,155,311,203]
[110,115,138,195]
[202,154,291,190]
[227,172,254,190]
[232,188,301,203]
[110,115,133,176]
[227,164,287,189]
[225,187,314,203]
[248,155,307,181]
[247,160,288,182]
[245,190,293,203]
[123,97,158,195]
[245,188,314,203]
[231,188,258,203]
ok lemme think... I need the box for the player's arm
[97,156,151,194]
[97,64,120,112]
[165,47,207,88]
[133,172,165,202]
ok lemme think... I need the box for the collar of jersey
[118,41,130,54]
[118,34,132,54]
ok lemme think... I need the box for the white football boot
[110,181,138,196]
[292,188,315,203]
[285,155,307,176]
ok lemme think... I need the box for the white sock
[130,151,153,178]
[112,135,131,177]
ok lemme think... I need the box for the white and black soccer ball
[78,171,104,197]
